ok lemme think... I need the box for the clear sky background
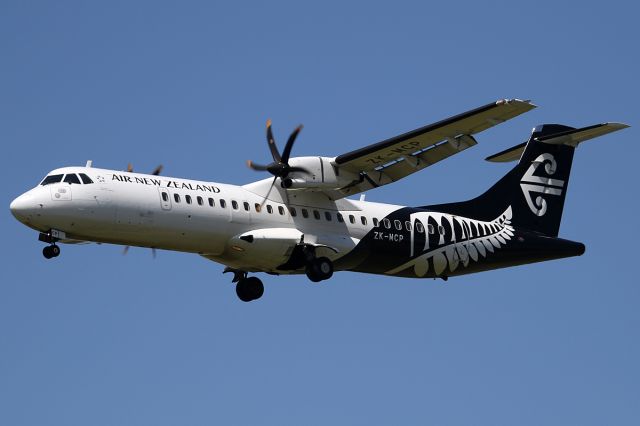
[1,1,638,425]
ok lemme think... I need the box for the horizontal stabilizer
[536,122,629,146]
[486,122,629,163]
[485,141,527,162]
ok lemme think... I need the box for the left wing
[329,98,535,198]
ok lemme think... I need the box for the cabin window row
[165,192,252,211]
[160,191,444,235]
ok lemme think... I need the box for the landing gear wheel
[43,245,60,259]
[43,246,53,259]
[235,277,264,302]
[305,257,333,282]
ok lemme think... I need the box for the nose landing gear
[235,277,264,302]
[224,267,265,302]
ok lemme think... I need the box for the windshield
[40,174,64,186]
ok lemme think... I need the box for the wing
[329,98,536,198]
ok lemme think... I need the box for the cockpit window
[63,173,81,184]
[79,173,93,184]
[40,174,64,186]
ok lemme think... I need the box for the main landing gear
[42,244,60,259]
[305,256,333,282]
[224,268,264,302]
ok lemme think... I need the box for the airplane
[9,99,629,302]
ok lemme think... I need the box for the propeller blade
[266,119,282,163]
[123,245,130,255]
[127,163,134,173]
[259,176,278,210]
[152,248,157,259]
[151,165,163,176]
[281,125,303,163]
[246,160,270,171]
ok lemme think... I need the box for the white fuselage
[10,166,401,273]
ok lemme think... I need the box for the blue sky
[1,1,638,425]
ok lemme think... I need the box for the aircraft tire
[306,257,333,282]
[246,277,264,300]
[236,277,264,302]
[42,246,53,259]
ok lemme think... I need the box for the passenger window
[302,209,309,218]
[349,215,356,224]
[220,199,226,208]
[63,174,81,184]
[278,206,285,215]
[337,213,344,223]
[313,210,321,220]
[161,192,169,202]
[289,207,297,217]
[360,216,367,225]
[405,221,412,231]
[394,220,402,230]
[267,205,273,214]
[232,200,238,210]
[415,222,424,233]
[186,195,192,204]
[255,203,261,212]
[197,196,203,206]
[208,198,215,207]
[325,211,332,221]
[438,225,445,235]
[383,218,391,229]
[428,224,435,234]
[244,202,250,211]
[373,218,379,227]
[79,173,93,184]
[174,194,181,203]
[40,174,64,185]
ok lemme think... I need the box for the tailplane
[422,122,628,236]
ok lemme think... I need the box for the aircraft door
[158,188,172,210]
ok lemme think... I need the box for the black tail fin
[422,124,577,237]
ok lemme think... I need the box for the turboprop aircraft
[10,99,629,302]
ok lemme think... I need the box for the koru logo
[520,153,565,216]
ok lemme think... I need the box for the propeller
[127,163,163,175]
[123,163,163,256]
[247,119,308,179]
[247,120,308,207]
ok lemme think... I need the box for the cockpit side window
[79,173,93,184]
[63,173,81,184]
[40,174,64,186]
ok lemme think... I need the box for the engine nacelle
[284,156,356,190]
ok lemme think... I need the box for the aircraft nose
[10,193,34,222]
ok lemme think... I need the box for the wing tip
[496,98,538,109]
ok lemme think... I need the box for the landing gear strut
[224,267,264,302]
[42,244,60,259]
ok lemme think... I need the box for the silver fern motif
[386,206,514,277]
